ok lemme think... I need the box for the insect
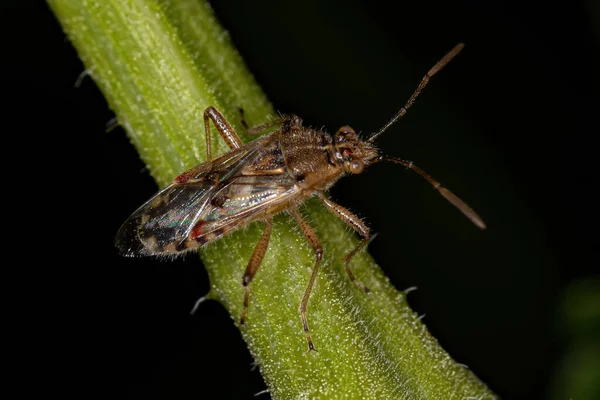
[115,43,485,352]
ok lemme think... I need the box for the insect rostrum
[115,43,485,352]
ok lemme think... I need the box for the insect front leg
[290,209,323,353]
[317,192,370,293]
[203,106,243,161]
[240,218,273,326]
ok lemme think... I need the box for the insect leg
[317,192,371,293]
[203,106,243,161]
[247,114,303,136]
[240,218,273,326]
[290,209,323,353]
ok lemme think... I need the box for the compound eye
[350,159,364,174]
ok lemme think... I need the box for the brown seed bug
[115,43,485,352]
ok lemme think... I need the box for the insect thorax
[280,127,344,191]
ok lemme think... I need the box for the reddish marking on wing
[191,220,207,239]
[174,170,195,184]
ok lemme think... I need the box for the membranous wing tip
[114,213,156,257]
[113,183,198,257]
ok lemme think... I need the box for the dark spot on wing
[195,235,209,245]
[211,195,228,208]
[212,227,226,238]
[176,240,191,252]
[205,171,219,182]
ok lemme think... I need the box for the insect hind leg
[317,192,370,293]
[240,218,273,326]
[203,106,243,161]
[290,209,323,353]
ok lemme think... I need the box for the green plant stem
[48,0,496,398]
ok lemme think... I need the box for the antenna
[385,156,486,229]
[368,43,464,142]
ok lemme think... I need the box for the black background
[5,1,599,399]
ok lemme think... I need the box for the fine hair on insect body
[115,43,485,352]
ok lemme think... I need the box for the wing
[189,169,300,246]
[115,179,216,256]
[115,134,300,256]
